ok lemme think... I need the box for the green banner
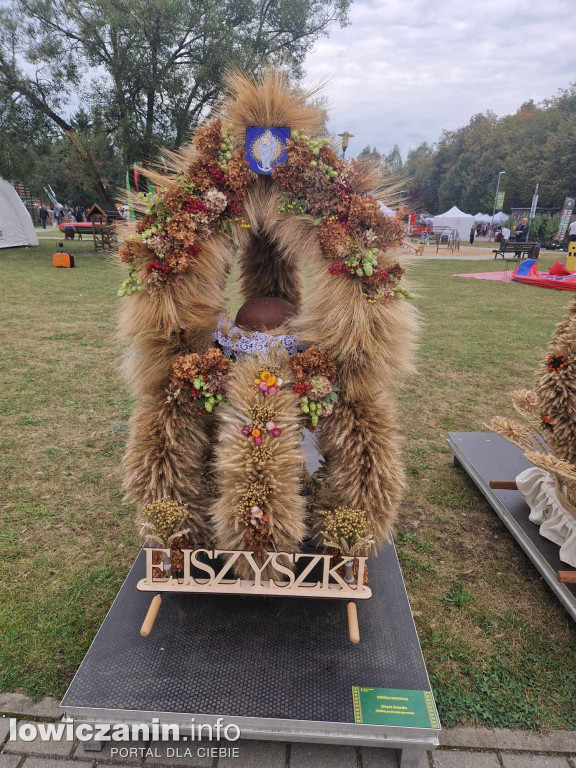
[496,191,505,209]
[125,170,136,223]
[352,687,439,729]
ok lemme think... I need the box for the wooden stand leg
[140,594,162,637]
[347,601,360,644]
[489,480,518,490]
[557,571,576,584]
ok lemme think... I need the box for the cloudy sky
[304,0,576,159]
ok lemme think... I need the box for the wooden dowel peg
[347,601,360,644]
[489,480,518,490]
[140,594,162,637]
[557,571,576,584]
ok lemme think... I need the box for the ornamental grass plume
[525,451,576,484]
[511,388,539,415]
[219,69,324,149]
[488,417,534,451]
[510,388,545,432]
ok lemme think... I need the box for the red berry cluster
[541,414,556,430]
[185,244,201,258]
[182,198,209,215]
[328,261,344,276]
[547,354,568,372]
[209,167,226,186]
[147,260,171,278]
[293,383,312,395]
[386,264,405,279]
[228,197,244,215]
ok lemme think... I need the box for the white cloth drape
[516,467,576,567]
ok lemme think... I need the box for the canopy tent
[432,205,474,236]
[378,202,396,218]
[0,178,38,248]
[481,214,492,223]
[474,212,486,221]
[493,211,508,223]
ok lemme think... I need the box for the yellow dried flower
[140,499,189,542]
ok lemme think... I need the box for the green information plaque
[352,686,439,729]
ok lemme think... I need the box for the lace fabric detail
[213,314,301,360]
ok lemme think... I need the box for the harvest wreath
[118,71,417,639]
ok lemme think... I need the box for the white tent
[378,202,396,218]
[493,211,508,223]
[474,212,485,222]
[481,214,492,223]
[432,205,475,236]
[0,178,38,249]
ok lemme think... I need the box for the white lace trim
[213,314,301,360]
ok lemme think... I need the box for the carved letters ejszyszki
[137,548,371,599]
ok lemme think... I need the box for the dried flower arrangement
[234,480,272,554]
[320,507,374,585]
[138,499,191,578]
[272,132,412,302]
[120,70,418,575]
[118,120,250,295]
[167,348,229,413]
[320,507,375,556]
[289,346,339,429]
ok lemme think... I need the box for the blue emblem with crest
[246,127,290,175]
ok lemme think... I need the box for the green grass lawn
[1,241,575,729]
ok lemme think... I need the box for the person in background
[469,225,475,245]
[38,205,48,229]
[501,224,511,246]
[514,217,529,258]
[74,207,84,223]
[567,218,576,251]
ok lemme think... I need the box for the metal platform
[60,537,439,766]
[448,431,576,621]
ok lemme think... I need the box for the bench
[493,241,539,260]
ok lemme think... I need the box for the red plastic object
[512,260,576,291]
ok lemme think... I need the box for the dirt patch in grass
[1,244,575,727]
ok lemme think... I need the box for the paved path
[1,695,575,768]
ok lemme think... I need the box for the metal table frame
[448,431,576,621]
[61,545,439,767]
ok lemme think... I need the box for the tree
[403,88,576,214]
[384,143,403,173]
[0,0,351,202]
[0,12,117,204]
[358,145,382,164]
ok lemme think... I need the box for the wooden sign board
[137,547,372,600]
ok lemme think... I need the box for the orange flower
[251,428,261,438]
